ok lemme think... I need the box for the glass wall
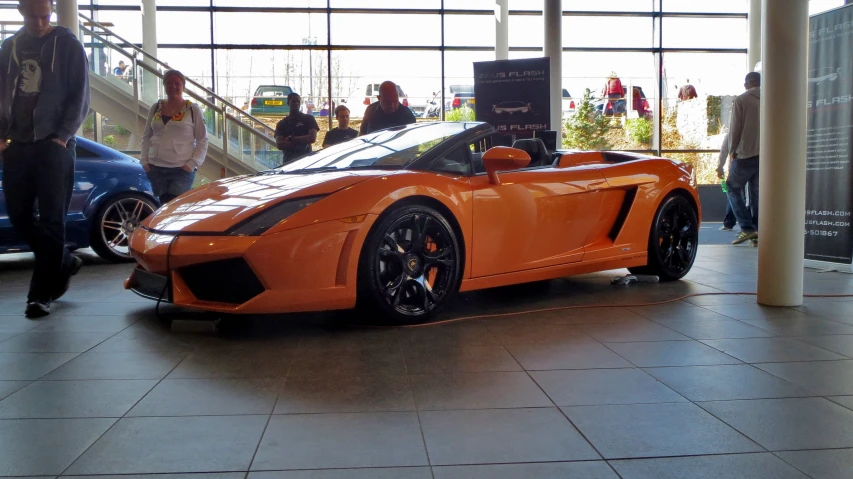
[0,0,845,181]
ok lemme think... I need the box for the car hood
[143,170,382,233]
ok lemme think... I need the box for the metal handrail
[78,12,276,136]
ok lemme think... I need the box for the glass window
[508,14,544,48]
[661,0,747,13]
[214,12,328,45]
[158,48,214,88]
[157,11,211,45]
[809,0,846,15]
[330,13,441,46]
[563,0,654,12]
[445,0,496,10]
[662,18,746,49]
[563,16,654,48]
[89,10,143,44]
[279,123,475,172]
[331,0,442,8]
[429,146,472,176]
[444,13,494,47]
[214,0,326,7]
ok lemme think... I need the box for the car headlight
[227,195,327,236]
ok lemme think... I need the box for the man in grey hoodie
[0,0,90,317]
[727,72,761,245]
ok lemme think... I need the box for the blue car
[0,136,158,262]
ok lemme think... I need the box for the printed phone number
[805,230,840,237]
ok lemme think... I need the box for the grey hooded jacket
[0,26,90,144]
[728,87,760,160]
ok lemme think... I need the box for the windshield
[275,122,479,173]
[256,86,292,97]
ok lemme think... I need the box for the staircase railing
[78,13,281,171]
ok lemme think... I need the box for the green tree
[563,88,611,150]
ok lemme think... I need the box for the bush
[114,124,130,135]
[103,135,117,147]
[563,88,611,150]
[445,105,475,122]
[626,117,652,144]
[82,115,95,133]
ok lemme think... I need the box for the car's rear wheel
[358,204,462,325]
[90,193,157,263]
[629,193,698,281]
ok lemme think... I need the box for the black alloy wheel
[630,194,698,281]
[359,204,462,324]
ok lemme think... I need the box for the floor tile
[0,352,78,380]
[167,350,292,379]
[562,402,762,459]
[87,321,204,353]
[776,449,853,479]
[43,351,187,380]
[579,321,691,342]
[128,378,282,416]
[410,372,552,410]
[0,418,116,476]
[30,315,139,332]
[432,461,619,479]
[606,340,742,367]
[0,380,156,418]
[397,322,500,347]
[57,301,154,317]
[795,334,853,357]
[829,396,853,410]
[251,412,428,470]
[531,368,686,406]
[701,337,845,363]
[494,306,646,325]
[632,305,735,322]
[419,408,599,465]
[485,323,595,345]
[610,453,808,479]
[645,365,814,401]
[704,304,811,321]
[756,360,853,395]
[249,468,432,479]
[66,415,269,474]
[0,331,114,353]
[0,380,30,400]
[699,397,853,450]
[739,317,853,336]
[288,347,406,376]
[652,319,777,339]
[0,316,41,332]
[274,374,414,414]
[402,345,521,373]
[298,328,402,351]
[506,342,633,370]
[68,474,245,479]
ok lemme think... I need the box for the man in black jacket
[0,0,90,317]
[359,81,415,135]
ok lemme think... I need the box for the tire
[629,193,699,281]
[357,204,463,325]
[89,193,157,263]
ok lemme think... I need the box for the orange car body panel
[126,149,700,314]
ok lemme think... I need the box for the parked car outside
[249,85,294,117]
[0,136,158,262]
[562,88,576,116]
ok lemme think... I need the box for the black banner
[805,5,853,264]
[473,58,550,135]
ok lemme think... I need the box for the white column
[748,0,762,71]
[757,0,809,306]
[543,0,562,145]
[495,0,508,60]
[55,0,79,40]
[141,0,159,103]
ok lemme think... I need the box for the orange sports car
[126,122,700,323]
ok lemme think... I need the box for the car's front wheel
[90,193,157,262]
[629,193,698,281]
[358,204,462,324]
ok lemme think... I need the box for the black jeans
[726,156,759,233]
[3,138,76,302]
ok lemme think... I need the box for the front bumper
[125,217,375,314]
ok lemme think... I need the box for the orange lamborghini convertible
[126,122,700,323]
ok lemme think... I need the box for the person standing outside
[275,92,319,164]
[0,0,90,317]
[359,81,415,135]
[140,70,208,205]
[322,105,358,148]
[727,72,761,245]
[678,79,698,101]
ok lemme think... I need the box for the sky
[0,0,846,106]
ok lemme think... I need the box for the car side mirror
[482,147,531,185]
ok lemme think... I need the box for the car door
[470,162,608,278]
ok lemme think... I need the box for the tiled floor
[2,240,853,478]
